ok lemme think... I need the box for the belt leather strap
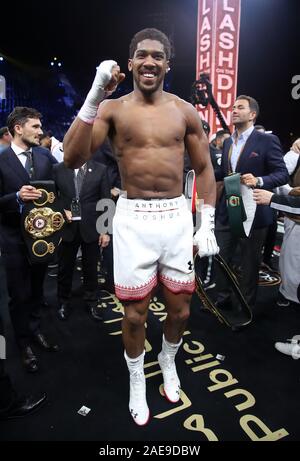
[184,169,197,213]
[224,173,247,238]
[194,253,253,330]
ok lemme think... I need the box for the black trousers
[0,366,13,410]
[262,211,278,264]
[215,224,267,309]
[2,246,47,348]
[101,238,115,290]
[58,232,99,307]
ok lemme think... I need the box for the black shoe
[20,346,39,373]
[88,305,103,321]
[276,292,290,307]
[32,333,59,352]
[57,303,71,320]
[0,393,47,420]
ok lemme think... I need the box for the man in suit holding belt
[54,159,111,320]
[215,95,289,313]
[0,107,59,373]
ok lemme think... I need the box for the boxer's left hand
[193,205,219,258]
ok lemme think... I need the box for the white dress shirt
[11,141,32,168]
[230,125,254,173]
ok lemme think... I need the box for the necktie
[23,150,33,178]
[76,166,86,196]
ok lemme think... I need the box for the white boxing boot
[158,335,182,403]
[124,350,150,426]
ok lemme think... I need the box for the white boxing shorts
[113,194,195,300]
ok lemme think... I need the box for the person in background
[0,107,59,373]
[253,188,300,359]
[0,126,12,154]
[40,131,64,163]
[54,159,111,321]
[254,125,266,133]
[214,95,289,314]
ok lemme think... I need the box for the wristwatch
[256,177,263,187]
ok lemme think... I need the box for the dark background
[0,0,299,147]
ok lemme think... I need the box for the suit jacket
[53,160,110,243]
[0,146,56,249]
[270,193,300,214]
[215,130,289,229]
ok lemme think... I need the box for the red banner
[196,0,241,134]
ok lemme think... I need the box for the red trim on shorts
[115,274,158,301]
[159,274,195,294]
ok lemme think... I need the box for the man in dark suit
[54,159,111,320]
[0,107,59,373]
[92,138,120,292]
[215,95,289,312]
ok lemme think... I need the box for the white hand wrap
[193,205,219,258]
[78,60,117,124]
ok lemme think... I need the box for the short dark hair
[40,130,52,140]
[7,106,42,137]
[0,126,9,139]
[236,95,260,120]
[215,129,231,139]
[129,28,171,60]
[254,124,265,132]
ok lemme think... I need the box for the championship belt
[194,253,252,330]
[21,181,65,264]
[224,173,256,238]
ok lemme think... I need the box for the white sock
[161,334,182,358]
[124,350,145,373]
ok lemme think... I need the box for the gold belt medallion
[24,207,64,239]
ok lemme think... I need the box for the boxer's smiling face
[128,39,169,94]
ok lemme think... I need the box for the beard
[134,73,164,94]
[22,135,40,148]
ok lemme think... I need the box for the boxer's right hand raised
[78,60,125,124]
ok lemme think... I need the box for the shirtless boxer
[64,28,219,426]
